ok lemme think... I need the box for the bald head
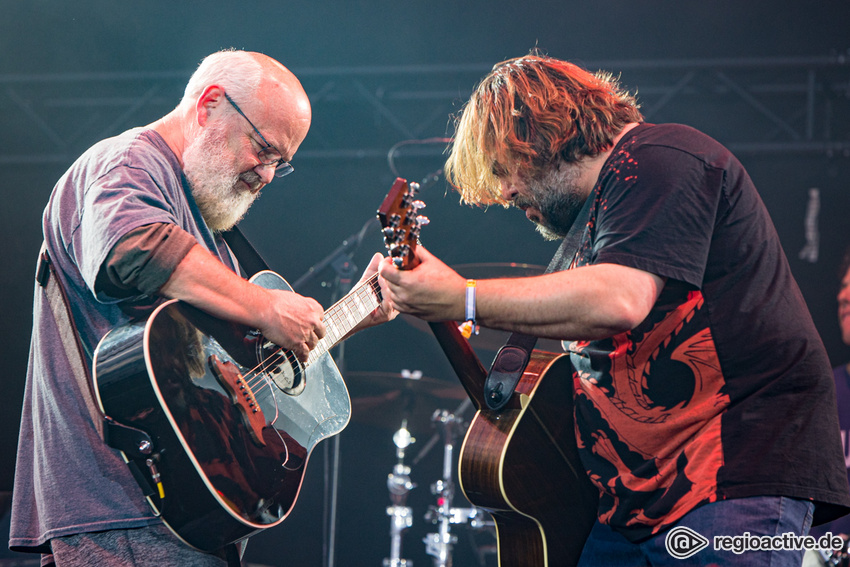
[158,50,312,230]
[181,50,310,140]
[248,53,312,157]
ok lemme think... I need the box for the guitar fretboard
[306,274,381,367]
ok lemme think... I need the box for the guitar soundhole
[269,349,306,396]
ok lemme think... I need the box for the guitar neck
[376,177,489,408]
[427,321,489,410]
[306,274,381,367]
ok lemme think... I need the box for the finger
[378,258,401,283]
[291,344,307,363]
[304,330,317,350]
[415,243,433,261]
[366,252,382,271]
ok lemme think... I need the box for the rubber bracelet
[460,279,479,338]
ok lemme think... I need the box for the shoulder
[620,123,740,171]
[82,128,180,179]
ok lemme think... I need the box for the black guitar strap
[483,192,595,411]
[220,225,271,276]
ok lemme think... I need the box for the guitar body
[93,270,351,551]
[457,351,598,567]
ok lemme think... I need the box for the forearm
[380,248,664,341]
[474,265,663,340]
[159,244,273,330]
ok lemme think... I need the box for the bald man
[10,50,391,566]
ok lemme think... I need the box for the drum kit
[344,262,555,566]
[347,370,491,567]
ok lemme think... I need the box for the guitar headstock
[377,177,429,270]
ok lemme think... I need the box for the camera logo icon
[665,526,710,559]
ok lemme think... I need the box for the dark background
[1,2,849,566]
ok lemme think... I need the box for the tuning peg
[411,200,426,210]
[382,227,395,238]
[416,215,430,226]
[409,182,420,193]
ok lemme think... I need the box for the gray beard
[515,164,586,241]
[183,124,261,232]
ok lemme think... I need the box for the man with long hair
[379,53,850,565]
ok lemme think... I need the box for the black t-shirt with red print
[568,123,850,542]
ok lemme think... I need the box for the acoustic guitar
[378,177,599,566]
[93,266,382,551]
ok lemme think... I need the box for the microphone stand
[292,217,378,293]
[298,216,373,567]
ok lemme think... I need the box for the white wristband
[460,279,479,338]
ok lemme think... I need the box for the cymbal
[346,371,467,432]
[453,262,547,279]
[402,262,565,352]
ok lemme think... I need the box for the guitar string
[241,275,380,397]
[229,190,413,402]
[243,276,381,402]
[234,274,382,402]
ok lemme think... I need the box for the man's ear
[195,85,225,127]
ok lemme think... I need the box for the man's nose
[499,178,517,202]
[255,163,275,185]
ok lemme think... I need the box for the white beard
[183,122,262,232]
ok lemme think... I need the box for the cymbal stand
[423,409,478,567]
[384,420,416,567]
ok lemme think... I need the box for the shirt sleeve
[95,222,198,297]
[69,163,184,299]
[590,143,725,288]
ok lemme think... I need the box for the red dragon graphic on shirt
[571,290,731,539]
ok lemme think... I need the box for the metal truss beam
[1,54,849,166]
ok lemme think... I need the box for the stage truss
[1,54,849,166]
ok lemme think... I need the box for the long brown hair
[445,54,643,205]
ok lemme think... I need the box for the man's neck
[148,110,188,168]
[577,122,641,200]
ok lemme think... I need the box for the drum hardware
[423,404,480,567]
[352,370,495,565]
[384,419,416,567]
[821,536,850,567]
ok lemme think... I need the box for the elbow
[596,299,652,337]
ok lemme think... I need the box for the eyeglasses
[223,92,294,178]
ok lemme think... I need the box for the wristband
[459,279,479,339]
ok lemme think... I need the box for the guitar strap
[483,191,594,411]
[221,225,272,276]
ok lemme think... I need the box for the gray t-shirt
[10,128,238,552]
